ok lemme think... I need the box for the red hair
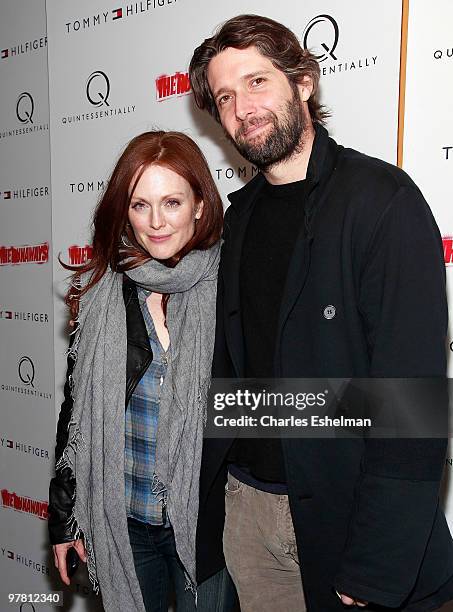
[63,131,223,319]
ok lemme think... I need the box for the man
[189,14,453,612]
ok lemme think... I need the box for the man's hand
[336,591,368,607]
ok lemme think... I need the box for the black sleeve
[48,332,80,544]
[212,206,236,379]
[334,186,449,607]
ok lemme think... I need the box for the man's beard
[226,87,306,172]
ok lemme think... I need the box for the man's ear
[297,75,314,103]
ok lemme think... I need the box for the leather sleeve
[48,332,80,545]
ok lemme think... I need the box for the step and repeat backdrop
[0,0,452,610]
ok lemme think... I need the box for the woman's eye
[165,199,180,208]
[131,201,147,210]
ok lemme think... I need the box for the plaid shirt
[124,287,168,525]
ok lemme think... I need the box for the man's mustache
[235,114,275,140]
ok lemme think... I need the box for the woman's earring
[121,232,133,247]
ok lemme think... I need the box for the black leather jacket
[48,277,152,544]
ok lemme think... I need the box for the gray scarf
[56,243,221,611]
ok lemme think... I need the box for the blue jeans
[127,517,237,612]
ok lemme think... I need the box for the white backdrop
[1,0,452,610]
[403,8,453,609]
[0,0,55,610]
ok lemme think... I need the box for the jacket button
[323,305,336,319]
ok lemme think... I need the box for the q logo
[302,14,339,62]
[86,70,110,107]
[18,356,35,388]
[16,92,34,124]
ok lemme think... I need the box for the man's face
[207,46,306,170]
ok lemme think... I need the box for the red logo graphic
[1,488,48,520]
[1,49,8,59]
[113,7,123,19]
[68,244,93,265]
[0,242,49,266]
[442,237,453,265]
[156,72,191,101]
[3,191,11,199]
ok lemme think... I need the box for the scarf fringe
[56,312,100,595]
[151,473,168,508]
[84,534,100,594]
[184,571,198,606]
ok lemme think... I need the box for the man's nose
[235,91,255,122]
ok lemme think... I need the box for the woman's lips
[147,235,171,243]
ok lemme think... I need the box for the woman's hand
[53,540,87,585]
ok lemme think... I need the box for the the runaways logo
[65,2,178,33]
[156,71,191,101]
[303,14,339,62]
[302,13,378,77]
[442,237,453,265]
[1,35,47,60]
[0,242,49,266]
[61,70,135,126]
[1,488,48,520]
[86,70,110,107]
[67,244,93,265]
[16,93,34,124]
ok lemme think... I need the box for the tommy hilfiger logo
[1,186,49,199]
[1,437,49,460]
[0,309,49,324]
[1,36,47,60]
[65,2,178,34]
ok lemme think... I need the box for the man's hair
[189,14,329,124]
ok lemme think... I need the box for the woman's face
[128,164,203,260]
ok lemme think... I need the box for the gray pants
[223,472,307,612]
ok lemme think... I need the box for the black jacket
[195,125,453,611]
[48,278,152,544]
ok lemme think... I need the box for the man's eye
[252,77,265,86]
[218,95,231,106]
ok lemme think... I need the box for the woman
[48,131,234,612]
